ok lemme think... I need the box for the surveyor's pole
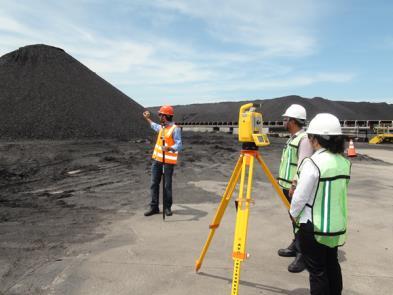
[162,124,166,221]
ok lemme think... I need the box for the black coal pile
[0,44,150,139]
[150,95,393,123]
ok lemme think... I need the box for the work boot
[144,207,160,216]
[278,240,297,257]
[165,208,173,216]
[288,253,306,273]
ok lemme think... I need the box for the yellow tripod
[195,149,290,295]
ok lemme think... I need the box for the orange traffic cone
[347,139,357,157]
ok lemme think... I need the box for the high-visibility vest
[152,124,179,164]
[278,131,307,189]
[298,151,351,248]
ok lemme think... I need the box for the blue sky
[0,0,392,106]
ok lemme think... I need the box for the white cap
[282,104,307,120]
[307,113,342,135]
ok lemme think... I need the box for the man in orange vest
[143,105,182,217]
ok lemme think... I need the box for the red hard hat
[158,105,174,116]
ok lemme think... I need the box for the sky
[0,0,392,106]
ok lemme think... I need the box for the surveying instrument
[195,103,290,295]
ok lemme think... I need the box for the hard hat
[158,105,174,116]
[306,113,342,135]
[282,104,307,120]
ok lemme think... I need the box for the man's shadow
[197,272,308,295]
[165,204,208,222]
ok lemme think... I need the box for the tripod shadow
[197,272,309,295]
[165,204,208,222]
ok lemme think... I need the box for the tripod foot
[195,260,202,272]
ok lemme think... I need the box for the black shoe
[278,240,296,257]
[144,208,160,216]
[165,208,173,216]
[288,254,306,273]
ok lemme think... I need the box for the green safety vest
[278,131,307,189]
[298,151,351,248]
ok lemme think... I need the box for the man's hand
[143,111,151,119]
[289,186,295,198]
[162,146,172,152]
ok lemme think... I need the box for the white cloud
[0,15,26,33]
[74,41,154,73]
[0,0,358,106]
[154,0,318,56]
[118,71,355,106]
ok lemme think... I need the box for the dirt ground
[0,132,392,294]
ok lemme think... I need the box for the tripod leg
[231,153,254,295]
[256,153,290,209]
[195,155,243,272]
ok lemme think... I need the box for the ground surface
[0,133,392,294]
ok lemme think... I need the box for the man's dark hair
[313,135,345,154]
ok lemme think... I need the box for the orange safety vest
[152,124,179,164]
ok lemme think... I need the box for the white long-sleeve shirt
[290,148,326,223]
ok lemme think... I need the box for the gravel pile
[150,96,393,123]
[0,44,150,140]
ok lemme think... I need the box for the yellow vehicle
[369,124,393,144]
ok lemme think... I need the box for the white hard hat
[282,104,307,120]
[306,113,342,135]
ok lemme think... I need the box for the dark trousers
[150,160,174,210]
[298,222,343,295]
[283,189,301,253]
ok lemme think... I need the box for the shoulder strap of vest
[288,131,307,148]
[288,137,299,148]
[297,156,312,176]
[165,125,176,137]
[158,127,163,139]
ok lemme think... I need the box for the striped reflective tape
[321,181,331,233]
[285,149,292,180]
[153,151,178,161]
